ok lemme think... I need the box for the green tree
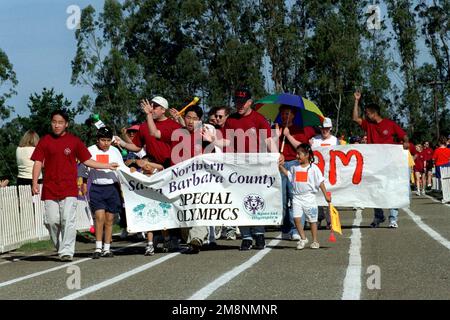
[0,48,18,120]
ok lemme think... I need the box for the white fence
[0,185,92,253]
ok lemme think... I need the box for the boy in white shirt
[87,127,126,258]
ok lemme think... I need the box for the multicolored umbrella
[254,93,324,127]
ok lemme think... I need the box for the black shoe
[92,250,101,259]
[239,239,252,251]
[254,234,266,250]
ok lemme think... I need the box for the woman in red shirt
[413,144,426,196]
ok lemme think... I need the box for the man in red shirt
[31,110,118,262]
[353,91,409,229]
[116,96,182,168]
[432,136,450,182]
[223,89,279,251]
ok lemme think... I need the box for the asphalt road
[0,193,449,301]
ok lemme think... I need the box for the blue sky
[0,0,432,124]
[0,0,101,122]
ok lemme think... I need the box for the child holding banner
[279,143,331,250]
[86,127,127,259]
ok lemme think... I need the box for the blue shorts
[89,184,122,214]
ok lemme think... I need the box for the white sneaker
[296,238,309,250]
[310,241,320,249]
[291,234,301,241]
[389,221,398,228]
[415,190,420,196]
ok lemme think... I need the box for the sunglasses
[215,115,225,119]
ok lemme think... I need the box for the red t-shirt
[433,147,450,166]
[360,119,406,144]
[423,147,433,161]
[31,133,91,200]
[224,110,272,153]
[133,118,182,167]
[414,151,426,172]
[280,125,315,161]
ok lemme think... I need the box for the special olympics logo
[382,130,389,136]
[243,194,265,215]
[64,148,72,155]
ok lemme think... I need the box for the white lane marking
[342,209,362,300]
[423,194,450,209]
[60,252,179,300]
[0,252,45,266]
[188,237,281,300]
[403,207,450,250]
[0,242,145,288]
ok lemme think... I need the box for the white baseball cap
[151,96,169,109]
[321,117,333,128]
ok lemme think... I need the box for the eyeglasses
[215,115,225,119]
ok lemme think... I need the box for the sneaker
[144,245,155,256]
[281,233,291,240]
[415,190,420,196]
[389,221,398,229]
[60,255,73,262]
[226,230,237,240]
[239,239,252,251]
[296,238,309,250]
[370,217,386,228]
[426,184,432,191]
[187,238,202,254]
[291,233,301,241]
[254,234,266,250]
[310,241,320,249]
[101,250,114,258]
[92,250,102,259]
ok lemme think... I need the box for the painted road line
[60,252,179,300]
[188,237,282,300]
[341,209,362,300]
[403,207,450,250]
[0,242,145,289]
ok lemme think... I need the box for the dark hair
[51,109,70,122]
[279,104,297,114]
[185,105,203,119]
[439,136,447,146]
[208,107,219,117]
[364,103,381,115]
[97,126,113,139]
[216,106,232,116]
[296,143,315,164]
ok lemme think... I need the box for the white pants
[44,197,78,257]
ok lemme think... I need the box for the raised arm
[352,91,363,126]
[141,99,161,139]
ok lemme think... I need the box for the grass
[18,240,54,252]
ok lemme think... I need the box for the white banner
[118,145,410,232]
[311,144,410,208]
[118,153,283,232]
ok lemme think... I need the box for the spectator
[352,91,409,229]
[432,136,450,188]
[16,130,41,185]
[31,109,118,262]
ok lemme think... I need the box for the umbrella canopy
[254,93,324,127]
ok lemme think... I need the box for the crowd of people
[3,89,450,261]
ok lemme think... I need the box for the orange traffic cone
[328,230,336,243]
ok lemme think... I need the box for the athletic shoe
[92,249,102,259]
[226,230,237,240]
[291,234,301,241]
[415,190,420,196]
[310,241,320,249]
[254,234,266,250]
[144,245,155,256]
[389,221,398,229]
[239,239,253,251]
[101,250,114,258]
[370,217,386,228]
[60,255,73,262]
[296,238,309,250]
